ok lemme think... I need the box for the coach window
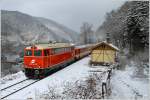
[68,48,70,52]
[70,47,72,51]
[25,50,32,56]
[53,48,57,54]
[54,48,57,54]
[64,48,66,52]
[55,48,60,54]
[57,48,60,53]
[51,49,54,55]
[52,49,55,54]
[61,48,63,53]
[66,48,68,52]
[71,47,73,51]
[34,50,42,56]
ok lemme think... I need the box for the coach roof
[25,43,74,49]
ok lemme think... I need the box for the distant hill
[37,17,78,42]
[1,10,79,77]
[1,10,78,55]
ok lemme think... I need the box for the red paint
[23,44,93,78]
[24,47,75,69]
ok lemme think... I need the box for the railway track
[1,79,28,91]
[1,79,40,99]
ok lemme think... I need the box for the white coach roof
[25,43,74,49]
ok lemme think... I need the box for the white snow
[1,79,36,98]
[109,64,149,100]
[1,71,27,90]
[95,41,119,51]
[5,56,93,99]
[109,43,120,51]
[1,56,149,99]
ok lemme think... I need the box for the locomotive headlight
[31,59,35,64]
[35,70,39,75]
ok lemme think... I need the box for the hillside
[37,17,78,42]
[1,10,78,76]
[1,10,78,55]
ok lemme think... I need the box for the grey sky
[0,0,125,32]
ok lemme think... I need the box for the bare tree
[80,22,94,44]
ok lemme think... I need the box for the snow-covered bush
[38,86,61,99]
[37,73,107,99]
[63,75,98,99]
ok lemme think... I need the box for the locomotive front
[24,45,48,78]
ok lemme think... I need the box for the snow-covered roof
[25,43,73,49]
[75,44,93,49]
[109,43,119,51]
[93,41,119,51]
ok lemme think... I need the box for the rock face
[1,10,78,55]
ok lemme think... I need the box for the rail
[1,79,28,91]
[1,79,40,99]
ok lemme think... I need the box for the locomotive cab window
[25,50,32,56]
[34,50,42,56]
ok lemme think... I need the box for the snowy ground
[2,57,93,99]
[0,71,27,90]
[1,56,149,99]
[109,62,149,100]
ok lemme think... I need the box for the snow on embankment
[6,57,93,99]
[109,62,149,100]
[2,56,148,99]
[0,71,27,90]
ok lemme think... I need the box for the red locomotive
[24,43,93,78]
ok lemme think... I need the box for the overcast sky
[0,0,125,32]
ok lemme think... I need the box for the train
[23,43,93,79]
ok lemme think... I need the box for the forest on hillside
[96,1,149,64]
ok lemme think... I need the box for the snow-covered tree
[97,1,149,53]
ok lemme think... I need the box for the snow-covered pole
[101,68,112,98]
[102,82,107,98]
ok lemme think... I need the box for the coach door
[44,49,50,67]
